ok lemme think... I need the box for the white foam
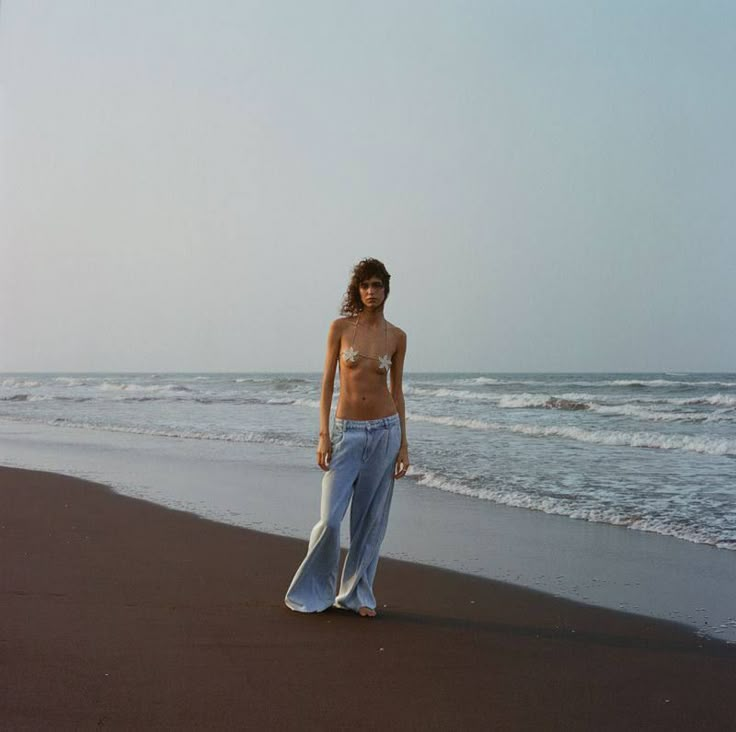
[407,412,736,456]
[42,417,307,448]
[1,378,41,388]
[0,393,55,402]
[293,398,321,409]
[449,376,736,389]
[265,398,321,408]
[682,393,736,408]
[409,414,493,431]
[98,381,191,393]
[407,466,480,497]
[499,394,591,410]
[407,465,736,550]
[611,379,678,387]
[706,410,736,423]
[589,404,708,422]
[497,393,550,408]
[405,386,497,402]
[611,379,736,388]
[407,389,697,414]
[52,376,86,386]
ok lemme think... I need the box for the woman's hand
[394,444,409,479]
[317,435,332,471]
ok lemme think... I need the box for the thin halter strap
[351,315,388,356]
[350,315,359,348]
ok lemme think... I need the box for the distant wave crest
[1,378,42,388]
[407,412,736,456]
[98,381,192,393]
[450,376,736,389]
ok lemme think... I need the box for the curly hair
[340,258,391,316]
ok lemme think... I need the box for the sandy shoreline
[2,418,735,643]
[2,465,735,730]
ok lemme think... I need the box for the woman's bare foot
[358,606,376,617]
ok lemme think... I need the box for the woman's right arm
[317,319,341,471]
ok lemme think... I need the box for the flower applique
[378,355,392,372]
[343,347,358,363]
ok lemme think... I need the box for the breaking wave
[408,466,736,550]
[407,413,736,456]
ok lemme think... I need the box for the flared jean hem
[284,414,401,614]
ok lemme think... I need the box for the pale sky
[2,1,734,372]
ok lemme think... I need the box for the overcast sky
[2,1,734,372]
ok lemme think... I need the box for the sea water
[2,371,734,551]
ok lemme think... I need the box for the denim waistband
[334,413,400,431]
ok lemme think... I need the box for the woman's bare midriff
[335,367,397,420]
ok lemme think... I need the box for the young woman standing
[285,258,409,617]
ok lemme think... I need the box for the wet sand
[2,465,735,730]
[3,418,734,641]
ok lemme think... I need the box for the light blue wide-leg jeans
[284,414,402,613]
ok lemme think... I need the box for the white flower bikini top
[341,315,392,373]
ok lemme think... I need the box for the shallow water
[2,371,735,550]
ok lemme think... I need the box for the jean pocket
[388,424,402,456]
[331,427,346,449]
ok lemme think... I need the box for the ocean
[2,371,735,552]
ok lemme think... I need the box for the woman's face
[359,276,386,310]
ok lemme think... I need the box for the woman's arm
[390,329,409,478]
[317,319,341,471]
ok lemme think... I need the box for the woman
[284,258,409,617]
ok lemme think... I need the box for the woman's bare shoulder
[328,316,356,336]
[386,320,406,340]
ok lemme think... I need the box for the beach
[5,0,736,724]
[1,410,735,643]
[2,464,735,730]
[2,372,736,728]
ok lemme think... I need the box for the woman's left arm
[390,329,409,479]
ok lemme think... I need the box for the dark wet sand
[2,466,734,730]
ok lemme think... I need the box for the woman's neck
[358,308,385,326]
